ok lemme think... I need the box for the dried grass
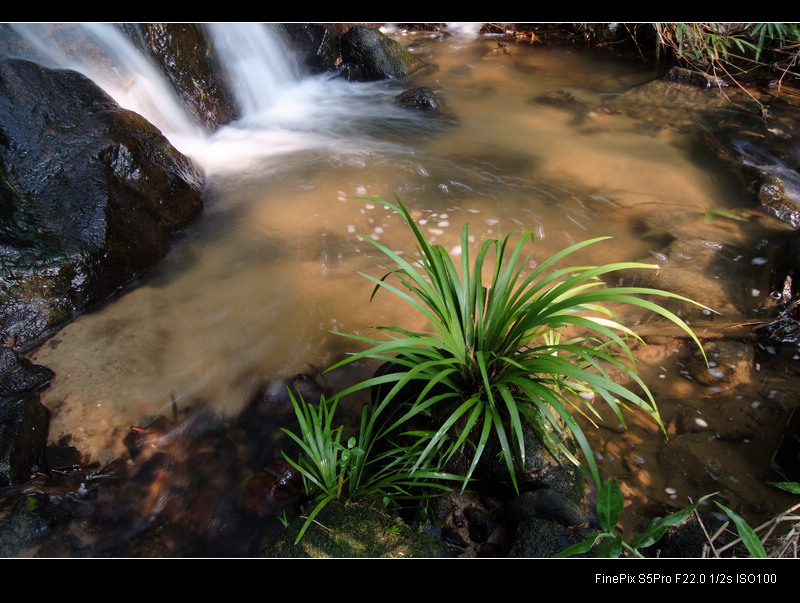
[697,503,800,558]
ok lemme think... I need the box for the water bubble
[695,417,708,428]
[751,256,768,265]
[706,456,722,475]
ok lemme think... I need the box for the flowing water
[9,24,800,542]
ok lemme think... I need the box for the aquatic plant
[326,197,709,491]
[281,389,461,543]
[558,479,800,558]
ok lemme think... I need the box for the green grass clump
[325,197,708,492]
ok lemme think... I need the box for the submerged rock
[395,87,443,111]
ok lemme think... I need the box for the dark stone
[239,460,304,518]
[0,494,71,557]
[769,231,800,305]
[120,23,239,130]
[755,170,800,228]
[0,393,50,487]
[664,66,728,88]
[395,87,442,111]
[531,90,591,125]
[508,517,591,558]
[279,23,346,75]
[0,56,203,347]
[772,407,800,481]
[0,346,18,375]
[0,359,54,396]
[641,512,740,558]
[43,445,83,472]
[463,506,496,543]
[506,488,589,528]
[339,25,426,82]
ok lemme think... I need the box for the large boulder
[278,23,348,75]
[0,56,203,348]
[339,25,426,81]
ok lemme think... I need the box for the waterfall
[202,23,300,118]
[3,23,442,178]
[7,23,205,143]
[4,23,310,165]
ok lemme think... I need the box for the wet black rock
[395,87,442,111]
[0,494,71,557]
[772,407,800,482]
[0,359,54,397]
[506,488,588,528]
[508,517,591,558]
[0,56,203,348]
[0,393,50,487]
[664,66,728,88]
[279,23,346,75]
[338,25,426,81]
[120,24,239,131]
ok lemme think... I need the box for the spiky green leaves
[328,196,709,492]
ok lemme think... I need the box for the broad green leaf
[715,501,768,558]
[594,534,624,558]
[767,481,800,494]
[596,479,624,534]
[554,535,599,558]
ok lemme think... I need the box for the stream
[7,23,800,554]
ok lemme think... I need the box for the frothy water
[8,23,205,143]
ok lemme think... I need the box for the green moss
[260,499,452,558]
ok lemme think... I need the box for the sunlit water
[12,24,798,534]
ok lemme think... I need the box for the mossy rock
[260,499,453,558]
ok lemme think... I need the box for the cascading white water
[8,23,205,144]
[7,23,443,178]
[203,23,300,117]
